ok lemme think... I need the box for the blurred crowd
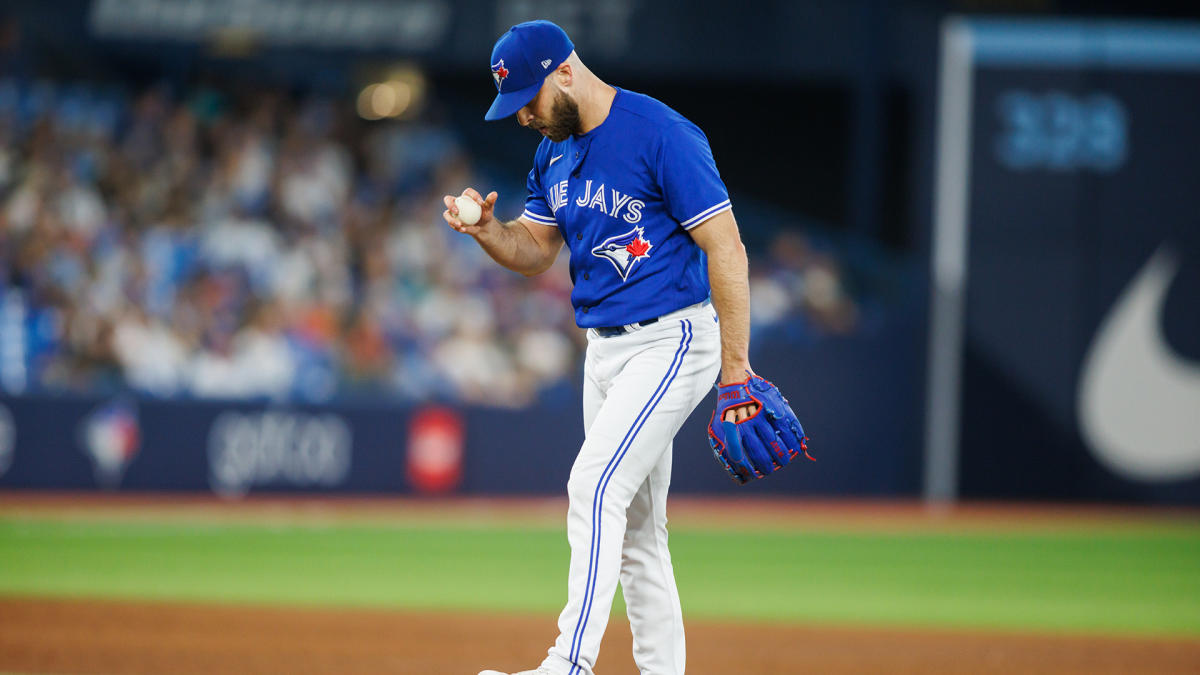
[0,77,859,405]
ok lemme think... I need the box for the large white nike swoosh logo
[549,154,563,167]
[1077,246,1200,482]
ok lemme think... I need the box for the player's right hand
[442,188,498,236]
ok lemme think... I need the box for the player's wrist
[719,364,753,385]
[469,217,500,239]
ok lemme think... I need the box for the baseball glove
[707,374,812,484]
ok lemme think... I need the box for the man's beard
[538,92,582,142]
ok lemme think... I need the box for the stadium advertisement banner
[5,0,867,79]
[0,394,545,496]
[939,21,1200,504]
[0,396,395,495]
[0,320,923,498]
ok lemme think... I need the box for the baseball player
[445,20,807,675]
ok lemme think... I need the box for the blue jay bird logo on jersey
[591,227,653,281]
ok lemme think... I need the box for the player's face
[517,87,581,143]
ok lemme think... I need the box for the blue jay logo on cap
[491,59,510,90]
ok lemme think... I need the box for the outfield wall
[928,20,1200,506]
[0,316,925,498]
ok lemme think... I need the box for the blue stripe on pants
[567,319,693,674]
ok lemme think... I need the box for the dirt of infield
[1,596,1198,675]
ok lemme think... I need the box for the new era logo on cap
[484,20,575,121]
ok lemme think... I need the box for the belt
[593,317,659,338]
[592,299,712,338]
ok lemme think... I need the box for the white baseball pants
[541,301,721,675]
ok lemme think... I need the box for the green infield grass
[1,514,1198,636]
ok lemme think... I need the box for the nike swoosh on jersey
[1077,246,1200,481]
[549,154,564,166]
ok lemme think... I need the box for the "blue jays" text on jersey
[521,88,731,327]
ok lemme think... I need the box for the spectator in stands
[0,77,860,405]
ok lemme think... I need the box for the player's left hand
[707,373,812,484]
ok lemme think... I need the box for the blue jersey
[520,87,731,328]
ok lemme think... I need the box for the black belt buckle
[595,316,659,337]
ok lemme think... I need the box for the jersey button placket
[570,142,588,178]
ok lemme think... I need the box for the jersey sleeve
[521,163,558,227]
[657,121,732,230]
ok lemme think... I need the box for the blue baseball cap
[485,20,574,121]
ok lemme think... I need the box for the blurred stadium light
[356,66,427,121]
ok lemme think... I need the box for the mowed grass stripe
[673,530,1200,635]
[0,520,567,610]
[0,518,1197,636]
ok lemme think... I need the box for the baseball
[454,195,482,226]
